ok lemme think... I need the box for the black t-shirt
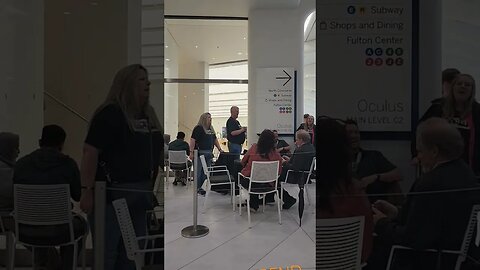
[85,104,163,183]
[226,117,245,144]
[191,125,216,151]
[276,139,290,155]
[352,149,396,203]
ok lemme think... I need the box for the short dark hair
[177,131,186,139]
[40,125,66,147]
[442,68,460,83]
[303,114,309,119]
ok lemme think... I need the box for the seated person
[168,131,191,186]
[163,133,171,164]
[0,132,19,232]
[273,130,291,156]
[316,117,373,264]
[280,130,315,181]
[0,132,19,212]
[239,129,296,211]
[345,119,404,206]
[13,125,88,270]
[368,118,480,270]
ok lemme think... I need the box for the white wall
[248,0,315,146]
[164,29,179,136]
[0,0,44,157]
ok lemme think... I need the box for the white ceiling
[163,0,316,66]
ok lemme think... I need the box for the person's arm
[80,143,99,214]
[189,138,196,160]
[70,159,81,202]
[214,138,224,152]
[231,127,246,136]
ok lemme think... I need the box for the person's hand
[360,175,376,189]
[283,155,290,161]
[80,190,94,214]
[189,153,194,160]
[373,200,398,219]
[242,127,247,133]
[372,206,387,225]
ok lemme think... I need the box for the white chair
[386,204,480,270]
[199,155,235,212]
[238,161,281,228]
[0,209,15,270]
[316,216,365,270]
[167,150,192,186]
[280,157,316,208]
[112,198,164,270]
[12,184,88,270]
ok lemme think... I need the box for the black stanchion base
[181,225,209,238]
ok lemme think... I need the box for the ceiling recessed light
[63,11,71,15]
[165,45,168,48]
[237,52,243,55]
[194,45,199,49]
[165,58,170,62]
[243,37,246,40]
[90,1,99,6]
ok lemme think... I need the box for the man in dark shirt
[226,106,246,160]
[168,131,191,185]
[345,119,403,206]
[13,125,87,270]
[273,130,291,156]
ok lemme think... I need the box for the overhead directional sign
[256,67,295,135]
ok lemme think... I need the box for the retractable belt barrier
[181,149,209,238]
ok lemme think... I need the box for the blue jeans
[196,151,212,190]
[89,181,154,270]
[228,142,242,160]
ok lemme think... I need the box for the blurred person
[369,117,479,270]
[345,119,404,206]
[14,125,87,270]
[168,131,191,186]
[226,106,246,160]
[189,112,224,196]
[0,132,19,211]
[239,129,286,211]
[316,117,373,264]
[79,64,163,270]
[297,114,315,145]
[413,74,480,175]
[273,130,291,156]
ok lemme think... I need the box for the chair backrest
[250,161,279,184]
[112,198,139,261]
[459,204,480,257]
[14,184,74,244]
[168,150,188,164]
[199,155,209,178]
[316,216,364,270]
[307,157,316,180]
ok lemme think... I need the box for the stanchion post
[181,149,209,238]
[94,181,106,270]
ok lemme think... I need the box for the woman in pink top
[316,117,373,263]
[239,129,296,211]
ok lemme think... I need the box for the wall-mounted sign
[317,0,412,132]
[255,67,295,135]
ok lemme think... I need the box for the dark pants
[22,215,88,270]
[89,181,155,270]
[239,175,295,209]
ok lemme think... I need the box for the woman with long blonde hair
[189,112,224,195]
[414,74,480,175]
[80,64,163,270]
